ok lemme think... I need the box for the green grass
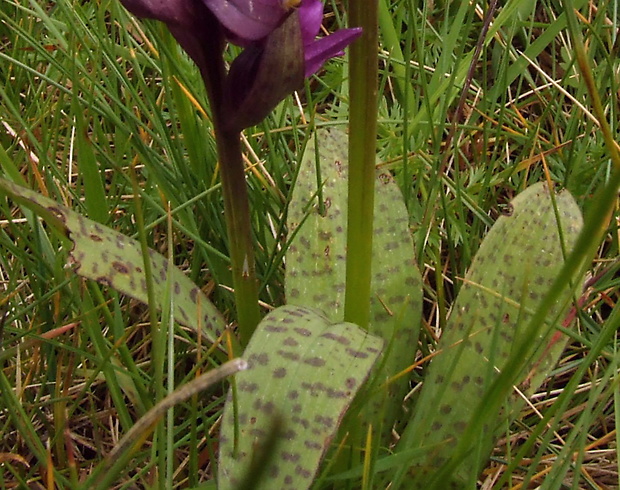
[0,0,618,488]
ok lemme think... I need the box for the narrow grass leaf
[86,359,248,489]
[74,109,108,224]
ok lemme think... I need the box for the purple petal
[303,28,362,77]
[201,0,287,42]
[298,0,323,45]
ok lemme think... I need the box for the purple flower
[120,0,361,129]
[204,0,361,77]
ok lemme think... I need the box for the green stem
[344,0,379,329]
[193,33,261,348]
[214,128,261,347]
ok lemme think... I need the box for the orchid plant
[2,0,619,488]
[119,0,362,347]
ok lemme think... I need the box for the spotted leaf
[0,177,226,346]
[286,129,422,436]
[396,182,583,487]
[218,304,383,489]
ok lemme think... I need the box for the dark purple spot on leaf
[238,381,258,393]
[346,348,368,358]
[326,388,347,399]
[292,416,309,429]
[304,440,322,450]
[304,357,325,367]
[281,429,297,439]
[320,332,350,345]
[261,401,275,414]
[281,451,300,462]
[248,353,269,366]
[314,415,334,428]
[190,287,199,303]
[179,308,189,323]
[295,465,312,479]
[278,350,300,361]
[283,337,298,347]
[265,324,288,333]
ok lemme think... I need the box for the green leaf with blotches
[0,177,227,346]
[395,182,583,488]
[286,129,422,435]
[218,305,383,490]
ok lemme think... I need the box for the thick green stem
[344,1,379,329]
[214,129,261,347]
